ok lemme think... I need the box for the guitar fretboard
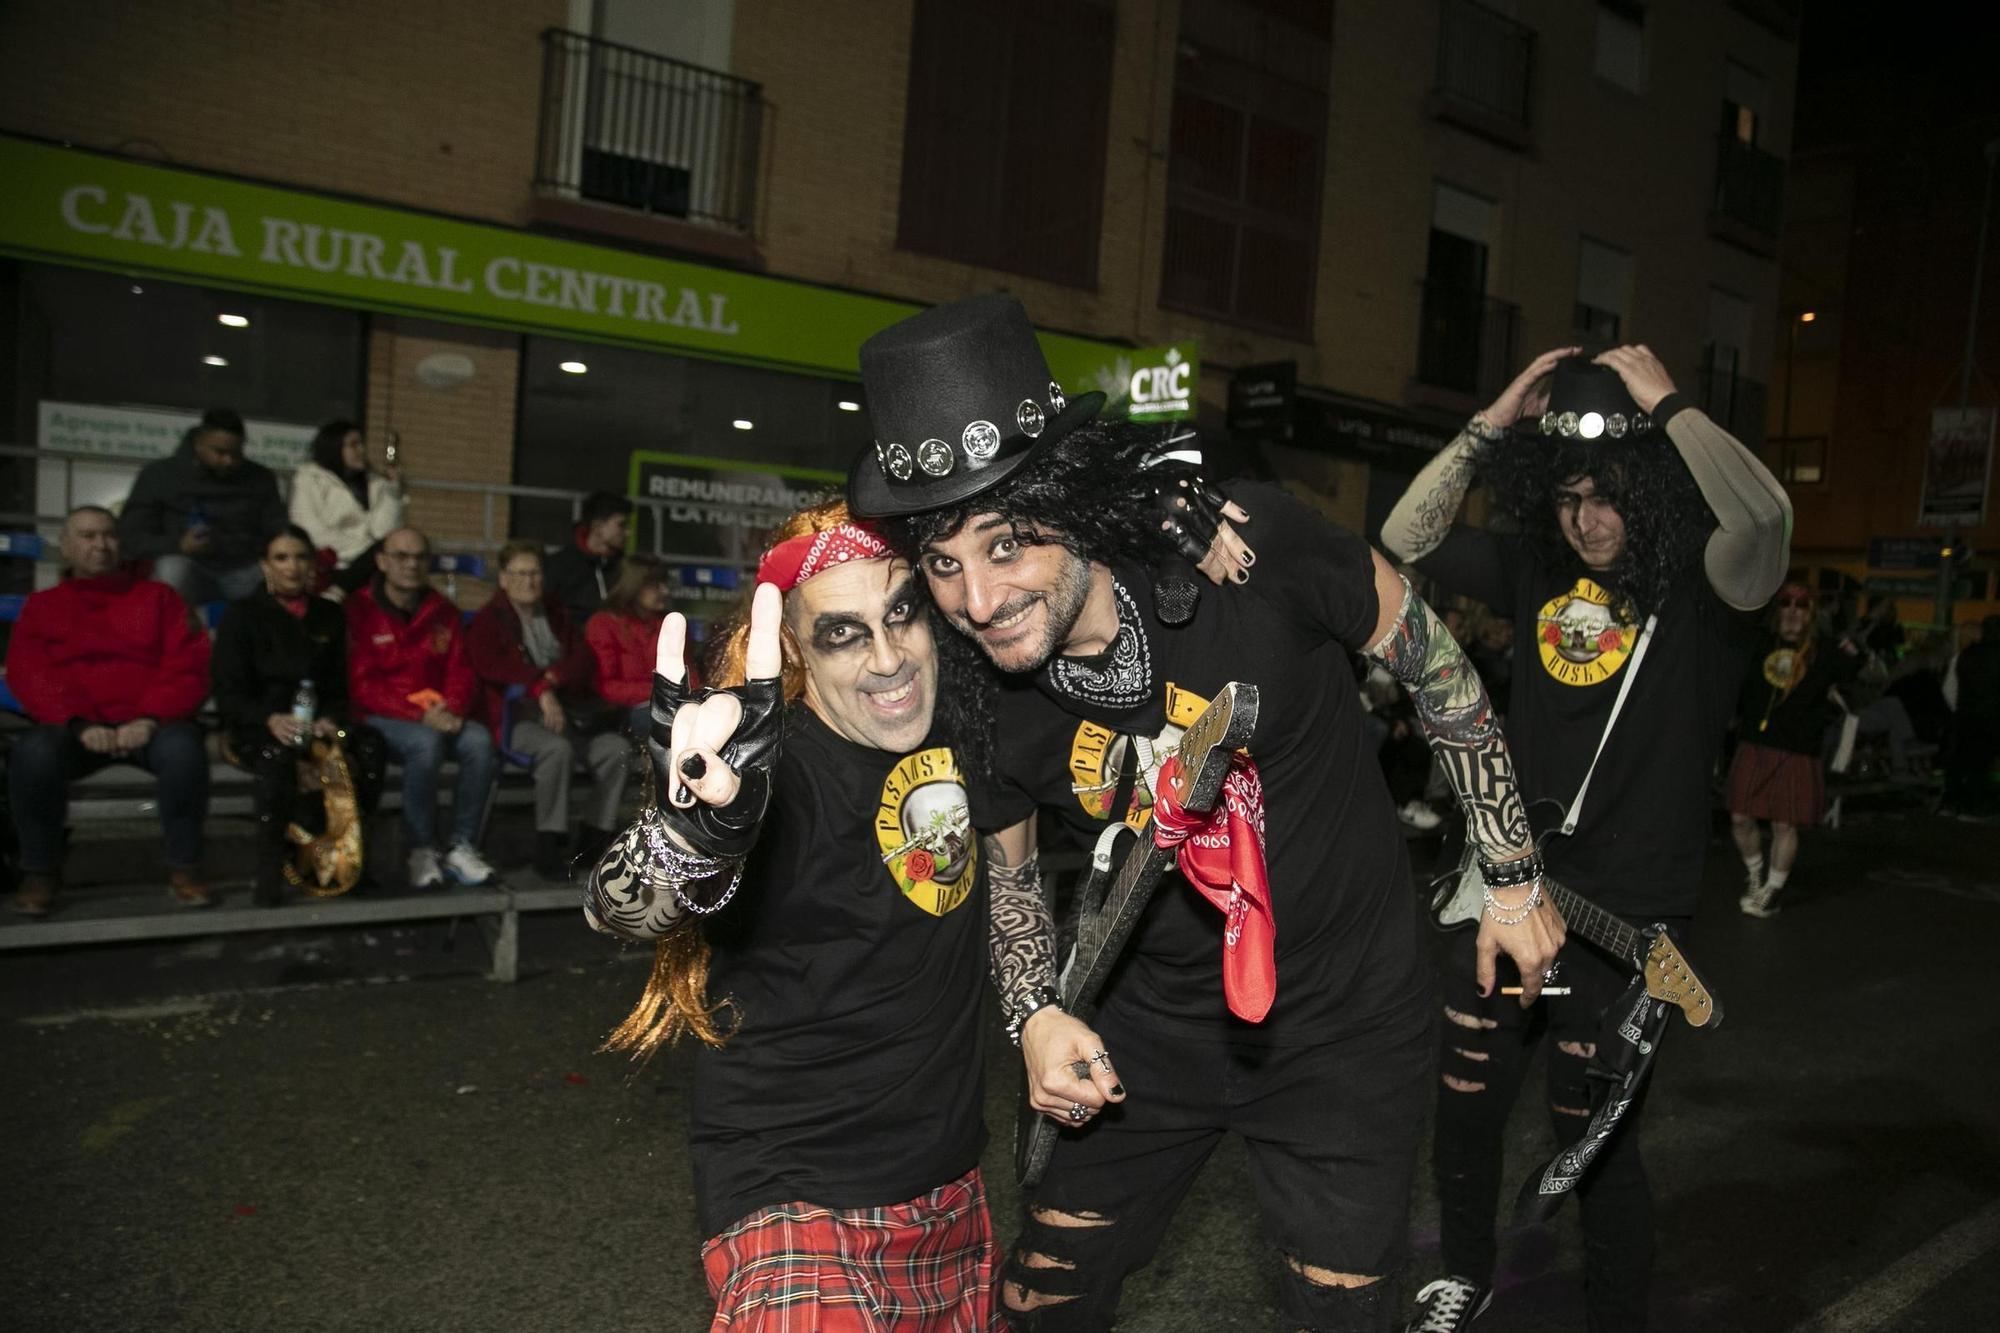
[1545,878,1640,964]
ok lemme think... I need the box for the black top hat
[847,294,1104,518]
[1525,357,1654,442]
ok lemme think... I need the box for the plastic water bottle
[291,679,317,748]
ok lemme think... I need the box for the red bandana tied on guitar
[755,522,889,592]
[1150,753,1274,1022]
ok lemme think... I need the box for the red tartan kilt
[701,1168,996,1331]
[1727,741,1826,826]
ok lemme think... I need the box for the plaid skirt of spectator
[700,1168,997,1332]
[1727,740,1826,826]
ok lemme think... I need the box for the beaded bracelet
[1482,879,1544,926]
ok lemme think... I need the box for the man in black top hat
[849,294,1563,1332]
[1380,345,1790,1331]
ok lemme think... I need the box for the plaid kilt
[1727,740,1827,826]
[701,1168,997,1332]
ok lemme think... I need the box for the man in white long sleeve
[1382,347,1791,1332]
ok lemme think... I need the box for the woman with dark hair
[289,419,405,595]
[584,555,700,737]
[211,525,386,904]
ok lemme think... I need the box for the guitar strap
[1558,613,1657,836]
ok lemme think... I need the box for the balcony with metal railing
[1709,132,1785,255]
[1428,0,1535,150]
[532,29,763,261]
[1410,282,1520,409]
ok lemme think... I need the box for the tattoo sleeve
[1365,575,1534,862]
[985,839,1057,1012]
[1377,423,1491,562]
[582,813,745,942]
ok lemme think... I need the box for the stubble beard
[956,548,1092,675]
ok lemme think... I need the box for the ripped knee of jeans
[1443,1004,1497,1031]
[1277,1255,1395,1329]
[1556,1039,1596,1060]
[1001,1207,1115,1314]
[1441,1038,1492,1094]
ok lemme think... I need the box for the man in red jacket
[8,506,214,916]
[345,527,498,889]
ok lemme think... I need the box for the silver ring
[1090,1049,1113,1071]
[1542,966,1560,984]
[1067,1102,1089,1122]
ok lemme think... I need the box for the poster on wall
[1918,406,1995,528]
[626,450,844,642]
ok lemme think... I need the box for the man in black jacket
[211,525,384,903]
[543,491,630,625]
[119,407,287,605]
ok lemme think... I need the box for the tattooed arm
[583,813,745,942]
[1381,346,1580,562]
[986,816,1127,1124]
[1363,555,1565,1002]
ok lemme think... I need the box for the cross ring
[1090,1049,1113,1071]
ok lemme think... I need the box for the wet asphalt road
[3,802,1997,1332]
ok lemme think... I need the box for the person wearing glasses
[345,527,499,889]
[467,541,632,877]
[1728,582,1862,918]
[1380,347,1791,1332]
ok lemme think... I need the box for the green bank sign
[0,135,1135,393]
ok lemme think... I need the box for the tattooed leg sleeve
[986,839,1058,1013]
[1365,575,1534,863]
[583,812,746,943]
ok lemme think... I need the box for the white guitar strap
[1558,614,1657,836]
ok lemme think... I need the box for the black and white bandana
[1045,579,1153,710]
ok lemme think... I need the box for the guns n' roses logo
[1535,578,1640,687]
[1068,682,1209,830]
[874,747,976,917]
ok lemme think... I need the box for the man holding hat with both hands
[846,295,1562,1332]
[1379,346,1790,1331]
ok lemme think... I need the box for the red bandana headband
[755,522,891,592]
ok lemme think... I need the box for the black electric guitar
[1430,832,1724,1030]
[1015,681,1260,1188]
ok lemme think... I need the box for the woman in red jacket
[465,541,632,876]
[583,556,702,739]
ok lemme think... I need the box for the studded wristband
[1478,849,1544,888]
[1005,985,1063,1048]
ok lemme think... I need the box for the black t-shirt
[689,708,988,1239]
[1417,527,1758,917]
[968,482,1432,1046]
[1734,633,1862,755]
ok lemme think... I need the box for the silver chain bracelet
[639,811,745,916]
[1482,878,1544,926]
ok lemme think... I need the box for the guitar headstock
[1643,931,1724,1029]
[1171,682,1260,810]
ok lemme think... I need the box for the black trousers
[1430,918,1690,1333]
[237,727,385,902]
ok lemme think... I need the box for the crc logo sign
[1126,346,1195,421]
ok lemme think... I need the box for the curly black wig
[887,418,1191,783]
[1478,425,1715,619]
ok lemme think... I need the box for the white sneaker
[407,846,444,890]
[1406,1276,1491,1332]
[1739,882,1781,918]
[1399,800,1442,831]
[444,842,497,887]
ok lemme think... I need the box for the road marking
[21,997,214,1026]
[1790,1199,2000,1332]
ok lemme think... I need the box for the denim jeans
[366,715,497,850]
[8,721,209,872]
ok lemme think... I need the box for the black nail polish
[1239,551,1255,566]
[1110,1083,1124,1097]
[679,753,707,780]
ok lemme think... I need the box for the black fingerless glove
[1143,461,1228,567]
[648,671,785,857]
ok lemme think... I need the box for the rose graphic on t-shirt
[1534,579,1639,688]
[873,747,976,917]
[904,849,936,883]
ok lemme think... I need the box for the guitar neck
[1544,877,1640,965]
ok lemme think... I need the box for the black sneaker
[1406,1276,1491,1333]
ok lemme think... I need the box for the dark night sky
[1793,6,2000,155]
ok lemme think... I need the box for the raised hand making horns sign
[650,583,786,880]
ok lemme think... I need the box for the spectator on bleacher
[584,555,693,738]
[118,407,286,605]
[211,525,387,905]
[543,491,630,625]
[346,527,498,889]
[467,541,630,878]
[289,420,406,597]
[7,505,213,916]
